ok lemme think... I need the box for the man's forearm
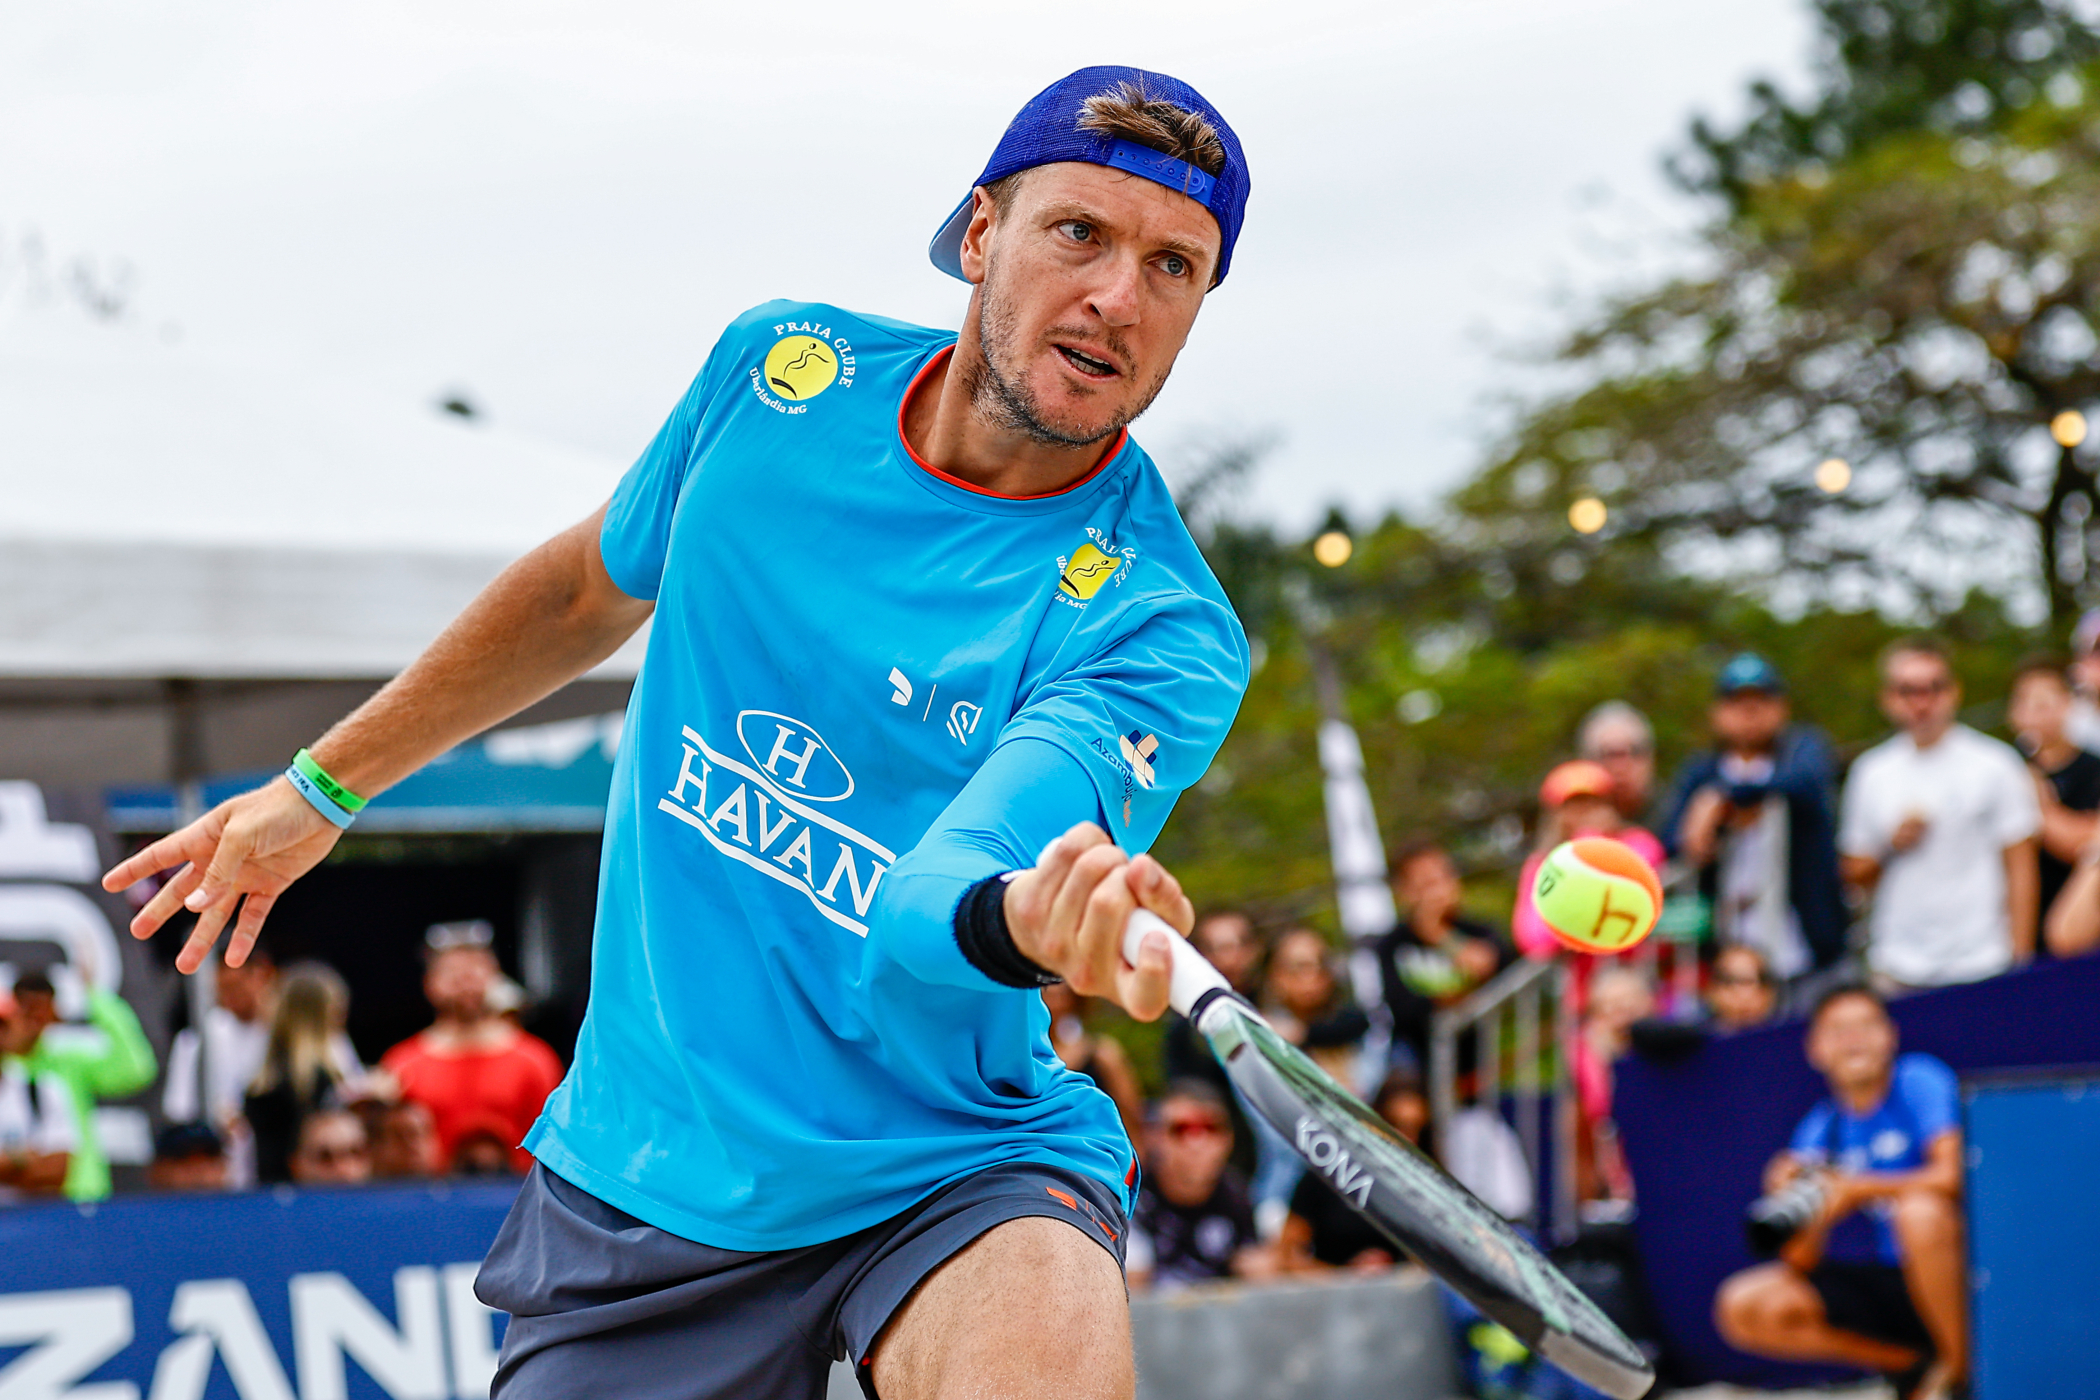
[2006,839,2039,961]
[311,506,650,797]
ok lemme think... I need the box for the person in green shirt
[2,969,157,1200]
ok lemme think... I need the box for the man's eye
[1161,255,1189,278]
[1059,221,1094,243]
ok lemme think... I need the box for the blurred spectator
[1840,637,2041,989]
[163,943,277,1186]
[289,1107,372,1187]
[1042,982,1144,1146]
[362,1099,441,1181]
[245,965,359,1184]
[1514,761,1665,963]
[0,984,77,1199]
[381,921,563,1174]
[1715,986,1965,1400]
[1280,1069,1426,1273]
[2006,655,2100,931]
[1661,654,1847,980]
[1262,929,1370,1085]
[2043,848,2100,958]
[1578,701,1657,824]
[2063,608,2100,750]
[1128,1080,1273,1291]
[1706,945,1780,1032]
[450,1114,523,1177]
[0,967,155,1201]
[1573,967,1653,1204]
[1377,837,1512,1072]
[148,1122,228,1192]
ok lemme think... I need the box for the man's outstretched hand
[101,778,344,973]
[1003,823,1192,1022]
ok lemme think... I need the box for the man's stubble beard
[962,254,1175,449]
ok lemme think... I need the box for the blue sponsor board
[0,1181,518,1399]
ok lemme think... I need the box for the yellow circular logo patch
[763,335,839,401]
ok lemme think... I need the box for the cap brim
[928,192,974,283]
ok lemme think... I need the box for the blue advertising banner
[0,1181,518,1399]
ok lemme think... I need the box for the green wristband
[293,748,368,813]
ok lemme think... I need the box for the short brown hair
[1878,633,1953,683]
[1388,834,1449,881]
[984,80,1228,217]
[2012,652,2072,691]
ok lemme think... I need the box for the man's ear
[957,186,998,287]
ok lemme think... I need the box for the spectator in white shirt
[0,987,78,1198]
[1839,638,2041,989]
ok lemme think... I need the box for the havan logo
[660,717,893,937]
[1295,1116,1374,1209]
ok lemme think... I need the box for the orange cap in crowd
[1540,760,1615,808]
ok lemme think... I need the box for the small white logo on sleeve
[887,668,913,706]
[1119,731,1159,789]
[947,701,983,746]
[1871,1128,1909,1162]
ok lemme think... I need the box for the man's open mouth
[1055,345,1119,378]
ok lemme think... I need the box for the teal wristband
[293,749,367,813]
[286,765,355,830]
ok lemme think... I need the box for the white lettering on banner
[290,1270,446,1400]
[762,727,823,789]
[658,726,894,936]
[156,1280,295,1400]
[0,1287,137,1400]
[0,1265,493,1400]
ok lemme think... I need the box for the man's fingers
[1125,854,1193,935]
[227,893,275,969]
[1116,928,1173,1022]
[102,828,202,893]
[186,820,258,912]
[1073,858,1141,996]
[131,863,203,940]
[177,897,235,975]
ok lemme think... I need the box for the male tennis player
[106,67,1251,1400]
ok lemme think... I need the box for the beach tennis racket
[1121,907,1655,1399]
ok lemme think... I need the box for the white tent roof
[1,310,645,679]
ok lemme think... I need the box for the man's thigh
[870,1214,1133,1400]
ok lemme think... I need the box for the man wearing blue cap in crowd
[1660,653,1849,991]
[106,68,1253,1399]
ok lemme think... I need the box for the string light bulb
[2053,410,2088,448]
[1568,498,1607,534]
[1313,530,1353,567]
[1815,458,1851,493]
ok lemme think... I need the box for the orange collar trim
[895,346,1127,501]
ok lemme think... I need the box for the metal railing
[1428,956,1574,1244]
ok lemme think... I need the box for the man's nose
[1085,256,1144,327]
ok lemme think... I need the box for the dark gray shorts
[475,1161,1128,1400]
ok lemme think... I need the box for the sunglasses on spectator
[1711,972,1771,989]
[301,1145,365,1164]
[1588,744,1650,760]
[1886,679,1951,699]
[1163,1116,1227,1141]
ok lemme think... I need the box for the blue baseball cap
[1716,652,1785,696]
[929,66,1251,287]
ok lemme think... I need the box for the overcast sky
[2,0,1814,533]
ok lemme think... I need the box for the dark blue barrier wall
[1614,954,2100,1389]
[0,1181,517,1398]
[1966,1073,2100,1400]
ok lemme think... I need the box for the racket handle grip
[1122,908,1231,1017]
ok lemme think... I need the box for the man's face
[1193,913,1260,993]
[1711,691,1788,754]
[1706,948,1776,1029]
[1881,651,1959,741]
[150,1152,229,1192]
[424,947,497,1021]
[1,992,56,1055]
[1149,1093,1232,1205]
[1557,794,1620,838]
[1395,850,1461,916]
[217,959,275,1024]
[1379,1089,1429,1146]
[2010,671,2072,751]
[1584,722,1654,816]
[1267,931,1333,1019]
[290,1112,371,1186]
[958,162,1218,448]
[372,1102,440,1179]
[1807,993,1898,1094]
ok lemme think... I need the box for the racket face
[1200,1000,1653,1399]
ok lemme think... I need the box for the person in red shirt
[379,922,562,1174]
